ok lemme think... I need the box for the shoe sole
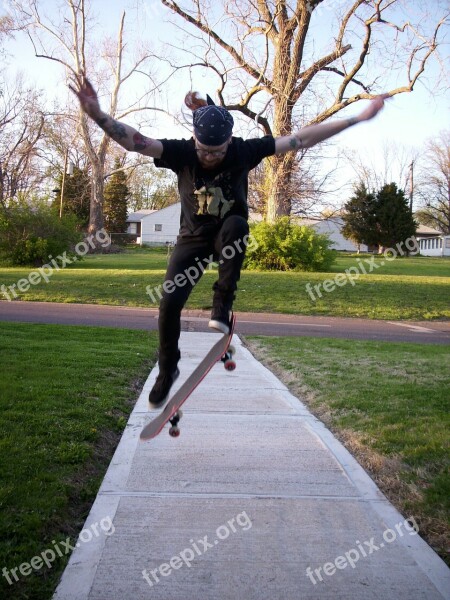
[148,368,180,409]
[208,319,230,335]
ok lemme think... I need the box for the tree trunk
[264,13,292,221]
[266,154,296,221]
[87,162,106,245]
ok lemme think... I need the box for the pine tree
[53,167,91,227]
[342,182,378,248]
[375,183,417,250]
[343,182,418,251]
[104,160,129,234]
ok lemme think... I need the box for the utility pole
[59,150,74,218]
[59,149,68,219]
[409,160,414,213]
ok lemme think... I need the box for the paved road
[1,300,449,344]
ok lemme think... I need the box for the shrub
[0,202,82,266]
[245,217,336,271]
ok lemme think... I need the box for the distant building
[127,203,264,246]
[126,205,179,246]
[415,225,450,257]
[296,216,369,252]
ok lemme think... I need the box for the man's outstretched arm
[69,72,163,158]
[274,94,389,155]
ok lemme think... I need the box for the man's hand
[69,72,102,121]
[356,93,390,123]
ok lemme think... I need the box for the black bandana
[193,105,234,145]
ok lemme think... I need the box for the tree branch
[295,44,352,100]
[161,0,273,91]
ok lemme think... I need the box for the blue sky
[2,0,448,205]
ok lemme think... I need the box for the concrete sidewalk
[54,333,449,600]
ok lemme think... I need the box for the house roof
[126,210,157,222]
[415,224,443,235]
[294,216,344,227]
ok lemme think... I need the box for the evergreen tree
[375,183,417,250]
[342,182,378,248]
[53,167,91,227]
[104,160,129,233]
[343,182,417,251]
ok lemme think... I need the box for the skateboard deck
[140,314,236,441]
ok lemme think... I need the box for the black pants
[157,215,249,372]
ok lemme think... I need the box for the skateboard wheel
[228,345,236,356]
[224,359,236,371]
[169,426,180,437]
[177,409,183,420]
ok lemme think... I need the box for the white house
[415,225,450,257]
[296,216,369,252]
[127,203,264,246]
[127,204,180,246]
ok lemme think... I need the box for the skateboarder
[70,73,387,406]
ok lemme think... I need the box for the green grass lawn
[1,322,448,599]
[245,335,450,564]
[0,251,449,320]
[328,254,450,277]
[0,322,158,600]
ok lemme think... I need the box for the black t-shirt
[154,135,275,237]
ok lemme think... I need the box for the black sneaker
[208,307,232,334]
[148,367,180,408]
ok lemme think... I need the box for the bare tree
[248,142,341,218]
[0,75,45,207]
[127,162,178,212]
[12,0,161,242]
[1,12,47,207]
[0,13,17,41]
[344,141,420,195]
[159,0,448,221]
[1,10,17,89]
[415,130,450,234]
[40,110,88,177]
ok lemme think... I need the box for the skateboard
[140,314,236,441]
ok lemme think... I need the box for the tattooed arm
[274,94,389,156]
[69,73,163,158]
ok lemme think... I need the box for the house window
[439,238,443,248]
[128,223,137,234]
[154,224,162,232]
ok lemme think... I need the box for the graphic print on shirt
[194,172,235,219]
[194,185,235,218]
